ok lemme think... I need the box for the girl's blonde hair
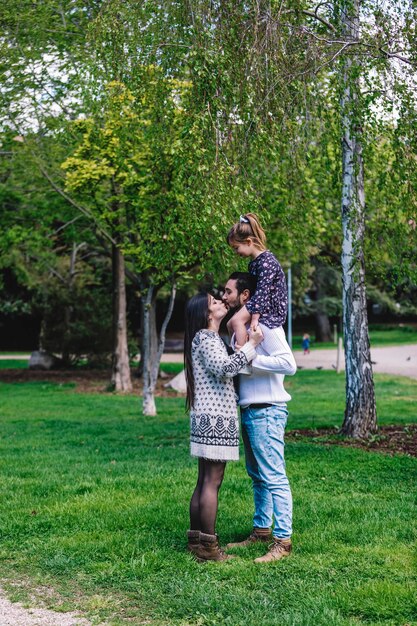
[227,213,267,250]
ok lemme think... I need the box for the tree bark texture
[339,0,377,437]
[142,286,157,416]
[111,244,132,392]
[315,311,332,343]
[142,281,177,416]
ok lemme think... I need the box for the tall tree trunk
[313,260,333,342]
[111,244,132,392]
[39,317,47,352]
[339,0,377,437]
[315,311,332,343]
[142,281,177,416]
[149,293,158,374]
[142,286,157,416]
[62,242,86,365]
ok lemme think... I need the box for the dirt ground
[0,368,183,397]
[0,594,90,626]
[288,424,417,458]
[2,368,416,458]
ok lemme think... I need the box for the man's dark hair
[228,272,257,297]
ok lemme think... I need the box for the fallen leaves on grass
[288,424,417,457]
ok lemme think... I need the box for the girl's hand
[248,325,263,347]
[251,313,261,331]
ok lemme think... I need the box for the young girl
[302,333,311,355]
[226,213,288,353]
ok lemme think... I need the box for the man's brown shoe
[194,533,234,562]
[186,530,200,554]
[254,538,292,563]
[226,527,272,549]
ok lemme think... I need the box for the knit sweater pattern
[190,329,256,461]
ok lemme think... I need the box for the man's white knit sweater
[237,324,297,407]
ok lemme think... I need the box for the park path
[1,345,416,379]
[293,343,417,379]
[0,587,91,626]
[160,344,417,380]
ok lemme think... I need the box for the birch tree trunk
[142,286,157,416]
[339,0,377,437]
[111,244,132,392]
[142,281,177,416]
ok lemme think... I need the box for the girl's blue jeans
[241,404,292,539]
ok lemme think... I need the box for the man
[222,271,297,563]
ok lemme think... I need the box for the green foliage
[1,0,416,367]
[34,254,114,365]
[0,132,117,360]
[61,66,247,286]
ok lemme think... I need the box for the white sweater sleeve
[200,334,257,378]
[252,326,297,375]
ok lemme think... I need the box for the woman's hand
[248,324,263,347]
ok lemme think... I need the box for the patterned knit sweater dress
[190,329,256,461]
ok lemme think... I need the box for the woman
[184,292,263,561]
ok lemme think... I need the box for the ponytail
[227,213,267,250]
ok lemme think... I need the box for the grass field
[0,371,416,625]
[0,359,30,369]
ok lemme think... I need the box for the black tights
[189,458,226,535]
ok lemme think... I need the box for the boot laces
[269,539,290,554]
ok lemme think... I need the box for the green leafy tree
[61,71,246,413]
[0,132,115,363]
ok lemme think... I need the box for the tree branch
[155,279,177,378]
[301,8,335,32]
[53,215,83,235]
[36,161,117,245]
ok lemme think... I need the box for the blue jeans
[241,405,292,539]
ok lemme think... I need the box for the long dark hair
[184,292,210,411]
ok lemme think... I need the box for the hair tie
[239,215,250,224]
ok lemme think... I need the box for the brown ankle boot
[187,530,200,554]
[226,527,272,549]
[194,533,234,562]
[254,537,292,563]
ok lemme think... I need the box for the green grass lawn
[0,359,30,369]
[0,373,416,625]
[160,362,184,376]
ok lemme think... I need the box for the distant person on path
[226,213,288,374]
[222,272,297,563]
[184,292,263,562]
[302,333,311,355]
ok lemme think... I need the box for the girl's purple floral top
[246,250,288,329]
